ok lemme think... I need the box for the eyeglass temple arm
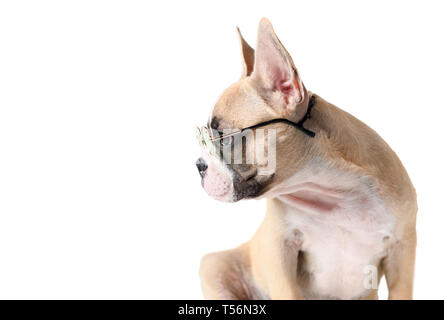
[210,118,315,141]
[209,130,242,141]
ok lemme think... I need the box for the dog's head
[196,18,314,202]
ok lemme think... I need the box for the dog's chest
[279,168,395,299]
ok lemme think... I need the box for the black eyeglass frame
[209,95,316,141]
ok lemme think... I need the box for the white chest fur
[274,161,395,299]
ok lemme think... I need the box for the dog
[195,18,417,300]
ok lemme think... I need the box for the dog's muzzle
[196,155,234,201]
[196,156,273,202]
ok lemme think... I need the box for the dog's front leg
[250,203,305,300]
[382,227,417,300]
[250,232,304,300]
[199,244,262,299]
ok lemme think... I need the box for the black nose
[196,158,208,178]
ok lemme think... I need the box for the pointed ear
[236,27,255,78]
[251,18,305,113]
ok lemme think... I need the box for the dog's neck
[267,93,390,216]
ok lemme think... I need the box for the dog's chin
[202,169,273,203]
[232,173,274,201]
[202,177,261,202]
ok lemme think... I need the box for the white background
[0,1,443,299]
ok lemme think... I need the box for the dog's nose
[196,158,208,178]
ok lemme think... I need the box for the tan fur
[199,18,417,300]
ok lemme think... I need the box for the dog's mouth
[231,174,272,201]
[228,165,273,201]
[198,154,274,202]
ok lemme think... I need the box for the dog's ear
[236,27,255,78]
[251,18,305,115]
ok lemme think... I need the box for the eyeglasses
[196,95,316,156]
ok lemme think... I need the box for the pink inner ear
[278,78,302,104]
[279,80,294,104]
[258,41,303,103]
[279,79,294,95]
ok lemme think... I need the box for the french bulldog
[195,18,417,300]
